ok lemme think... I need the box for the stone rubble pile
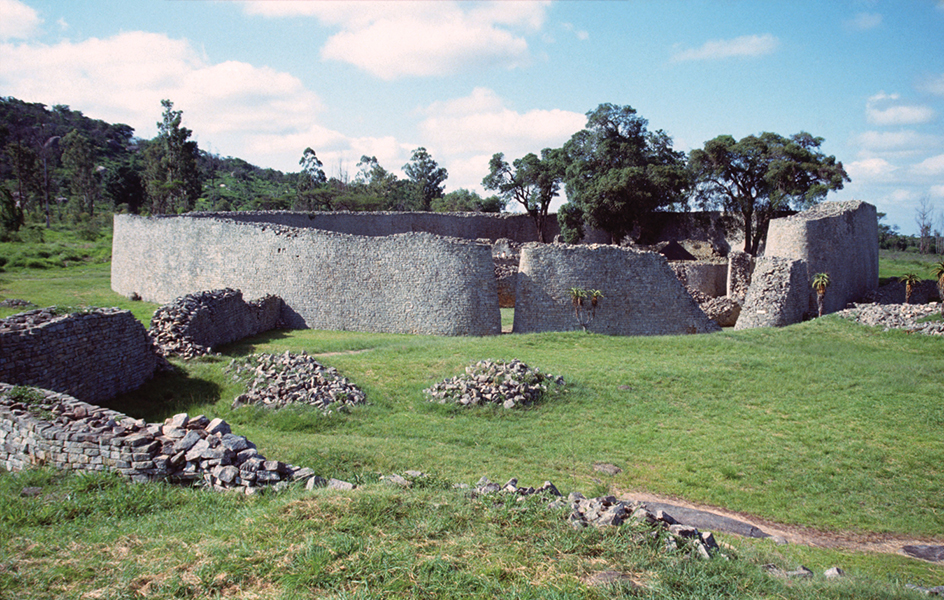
[0,298,35,309]
[0,384,324,493]
[835,302,943,336]
[424,359,564,409]
[228,351,367,413]
[0,307,73,333]
[148,288,282,359]
[699,296,741,328]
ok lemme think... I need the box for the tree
[900,273,920,304]
[403,147,447,211]
[4,141,41,216]
[431,188,505,213]
[60,130,99,216]
[932,259,944,316]
[143,100,201,214]
[689,132,849,256]
[811,272,830,317]
[915,196,934,254]
[483,148,564,242]
[559,104,689,245]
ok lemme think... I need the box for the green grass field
[1,246,942,599]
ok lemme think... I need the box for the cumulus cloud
[911,154,944,177]
[0,0,41,40]
[416,87,585,193]
[0,31,327,170]
[847,157,898,182]
[846,12,882,30]
[866,92,936,126]
[244,1,549,80]
[855,129,941,154]
[671,34,779,62]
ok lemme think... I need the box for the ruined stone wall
[112,215,500,336]
[764,201,878,315]
[513,244,721,335]
[734,257,810,330]
[0,308,158,404]
[669,261,727,298]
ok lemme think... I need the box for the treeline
[3,96,856,255]
[0,97,502,240]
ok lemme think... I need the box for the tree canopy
[689,131,849,255]
[143,100,201,214]
[403,147,447,211]
[483,148,564,242]
[558,104,689,244]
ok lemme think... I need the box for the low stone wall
[734,257,809,330]
[112,215,500,336]
[0,308,158,404]
[670,261,727,299]
[726,251,755,304]
[513,244,721,335]
[149,289,282,357]
[0,383,319,491]
[764,201,878,315]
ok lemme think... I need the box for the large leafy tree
[689,132,849,255]
[403,147,447,211]
[143,99,201,214]
[60,130,99,215]
[559,104,689,245]
[483,148,564,242]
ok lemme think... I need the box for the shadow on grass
[215,327,297,357]
[99,367,223,423]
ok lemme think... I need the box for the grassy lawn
[1,245,943,598]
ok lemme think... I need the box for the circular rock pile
[424,359,564,409]
[228,351,367,413]
[835,302,943,335]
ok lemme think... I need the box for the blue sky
[1,0,942,233]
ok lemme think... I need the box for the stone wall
[764,201,878,315]
[112,214,500,336]
[0,308,158,404]
[734,257,810,330]
[670,261,727,299]
[149,288,282,357]
[513,244,721,335]
[0,384,316,491]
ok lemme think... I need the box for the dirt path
[617,487,944,560]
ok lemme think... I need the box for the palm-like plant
[811,272,830,317]
[932,259,944,316]
[899,273,920,305]
[568,287,586,320]
[587,289,604,320]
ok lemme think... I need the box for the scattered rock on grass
[424,359,564,409]
[227,351,366,414]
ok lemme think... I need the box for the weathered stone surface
[699,296,741,328]
[735,257,810,329]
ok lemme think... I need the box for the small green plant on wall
[811,272,830,317]
[568,287,604,332]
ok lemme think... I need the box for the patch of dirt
[616,487,944,560]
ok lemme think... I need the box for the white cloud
[417,88,585,193]
[0,0,41,40]
[847,157,897,182]
[855,130,941,154]
[866,92,936,125]
[419,87,585,157]
[911,154,944,177]
[846,12,882,30]
[0,31,326,171]
[671,34,779,62]
[245,1,549,80]
[920,73,944,98]
[930,184,944,199]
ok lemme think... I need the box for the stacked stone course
[734,257,810,330]
[149,288,282,358]
[513,243,721,335]
[0,308,158,404]
[0,383,321,491]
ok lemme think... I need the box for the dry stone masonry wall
[0,383,322,492]
[764,200,878,316]
[149,288,282,358]
[0,308,158,404]
[513,243,721,335]
[112,214,500,336]
[734,257,810,330]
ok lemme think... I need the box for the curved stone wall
[513,244,721,335]
[112,214,500,336]
[0,308,158,404]
[764,201,878,315]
